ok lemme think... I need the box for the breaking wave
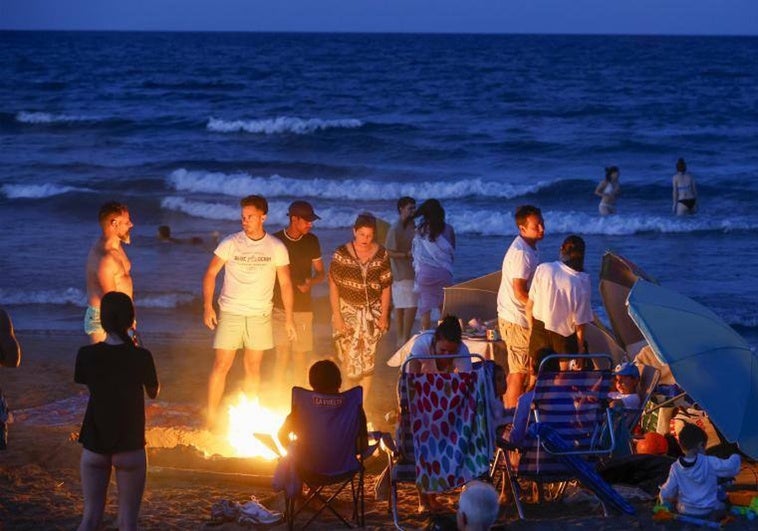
[206,116,364,134]
[15,111,93,124]
[0,287,197,309]
[2,183,91,199]
[167,168,549,200]
[160,196,375,228]
[455,209,758,237]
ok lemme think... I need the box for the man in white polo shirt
[202,194,296,428]
[497,205,544,408]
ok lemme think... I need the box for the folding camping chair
[491,354,626,519]
[281,386,370,530]
[381,354,498,530]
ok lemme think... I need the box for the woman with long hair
[411,199,456,331]
[594,166,620,216]
[75,292,159,531]
[329,212,392,403]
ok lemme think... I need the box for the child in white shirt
[659,423,740,519]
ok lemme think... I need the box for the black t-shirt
[273,229,322,312]
[75,342,158,454]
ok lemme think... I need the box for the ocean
[0,31,756,348]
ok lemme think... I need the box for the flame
[225,393,288,459]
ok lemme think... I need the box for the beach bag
[669,408,721,449]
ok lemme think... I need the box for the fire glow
[225,393,288,459]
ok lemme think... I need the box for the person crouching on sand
[75,292,159,531]
[659,422,740,520]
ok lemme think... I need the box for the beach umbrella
[599,251,656,351]
[626,280,757,459]
[441,271,501,323]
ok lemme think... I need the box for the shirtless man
[84,202,134,344]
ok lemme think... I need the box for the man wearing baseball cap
[272,201,325,390]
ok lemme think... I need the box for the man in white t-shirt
[202,195,296,428]
[527,235,592,370]
[496,205,544,408]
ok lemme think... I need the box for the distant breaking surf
[168,168,548,200]
[0,287,196,309]
[1,183,90,199]
[16,111,92,124]
[206,116,364,134]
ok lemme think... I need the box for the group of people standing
[593,157,699,216]
[496,205,592,408]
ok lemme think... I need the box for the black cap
[288,200,320,221]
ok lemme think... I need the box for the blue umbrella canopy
[627,280,757,459]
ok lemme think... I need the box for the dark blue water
[0,31,756,346]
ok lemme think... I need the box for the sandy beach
[1,307,756,530]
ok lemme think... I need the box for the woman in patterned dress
[329,213,392,401]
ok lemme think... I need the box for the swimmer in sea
[594,166,620,216]
[672,157,697,215]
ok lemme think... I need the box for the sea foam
[0,287,198,309]
[161,196,377,228]
[15,111,91,124]
[206,116,364,134]
[1,183,88,199]
[0,287,87,306]
[168,168,548,200]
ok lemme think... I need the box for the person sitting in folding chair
[405,315,472,513]
[609,362,641,409]
[278,359,368,450]
[275,359,371,530]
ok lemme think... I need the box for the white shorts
[391,279,418,309]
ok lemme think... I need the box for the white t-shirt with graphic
[214,231,289,315]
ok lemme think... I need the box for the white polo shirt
[529,260,592,337]
[496,236,539,327]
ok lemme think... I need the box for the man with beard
[84,201,135,344]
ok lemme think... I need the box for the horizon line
[1,28,757,38]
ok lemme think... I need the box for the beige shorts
[391,279,418,309]
[499,318,531,374]
[213,311,273,351]
[272,308,314,352]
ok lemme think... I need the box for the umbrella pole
[647,392,689,413]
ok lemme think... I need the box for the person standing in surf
[594,166,620,216]
[672,157,698,215]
